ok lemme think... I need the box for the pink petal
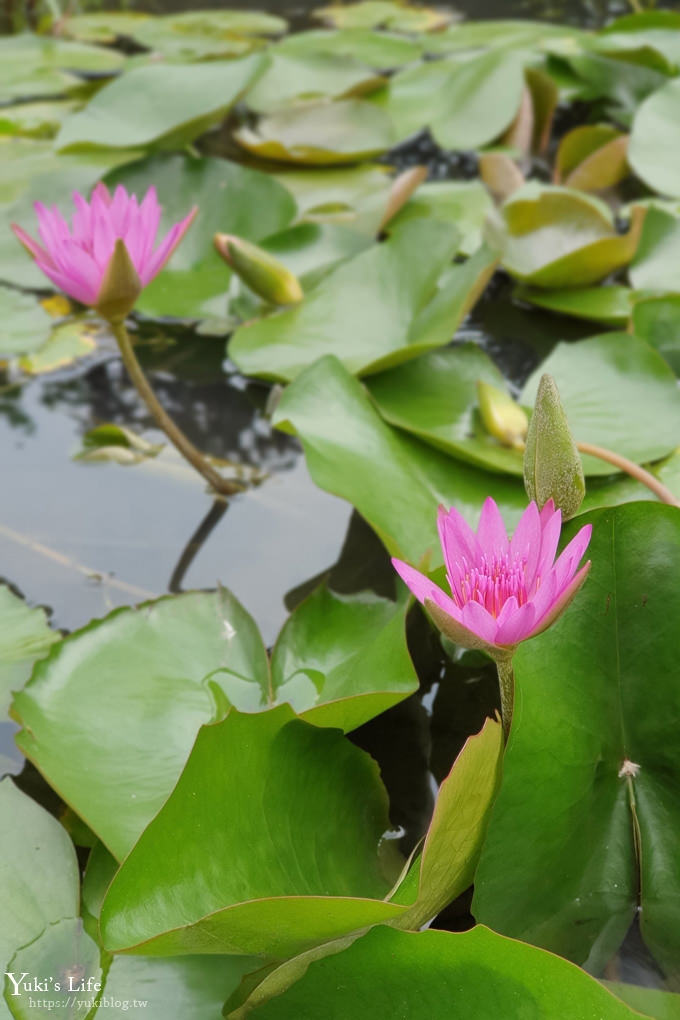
[528,561,591,639]
[71,192,94,246]
[142,206,197,283]
[460,598,498,644]
[35,260,97,306]
[476,497,509,559]
[392,558,444,606]
[437,504,480,601]
[35,202,71,254]
[50,240,102,303]
[495,597,537,646]
[534,504,562,585]
[539,498,556,528]
[92,181,112,205]
[551,524,592,588]
[509,501,540,581]
[91,211,117,272]
[11,223,52,265]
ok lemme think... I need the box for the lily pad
[556,50,669,124]
[130,10,285,60]
[233,926,646,1020]
[520,331,680,475]
[630,77,680,198]
[275,28,421,68]
[0,585,58,718]
[374,49,526,149]
[0,32,124,103]
[422,19,585,56]
[234,98,396,165]
[18,316,99,374]
[229,222,499,381]
[100,705,404,956]
[314,0,450,33]
[604,981,680,1020]
[632,295,680,376]
[56,54,265,152]
[594,11,680,73]
[0,100,78,139]
[245,52,384,114]
[273,355,528,562]
[0,286,53,357]
[272,164,392,235]
[59,11,153,44]
[629,208,680,293]
[389,180,494,255]
[473,503,680,977]
[495,185,645,288]
[366,344,526,476]
[555,124,629,191]
[0,778,79,971]
[515,284,634,325]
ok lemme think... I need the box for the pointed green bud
[214,234,304,306]
[524,373,585,520]
[95,239,142,323]
[477,380,528,449]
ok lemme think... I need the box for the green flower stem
[496,656,515,743]
[110,318,240,497]
[576,441,680,509]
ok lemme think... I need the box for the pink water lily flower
[12,183,196,316]
[393,497,591,657]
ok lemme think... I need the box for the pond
[2,1,680,1018]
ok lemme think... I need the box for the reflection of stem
[110,319,240,496]
[496,656,515,744]
[169,498,228,593]
[576,441,680,509]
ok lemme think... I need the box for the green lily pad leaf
[0,585,58,718]
[314,0,450,33]
[604,981,680,1020]
[389,180,494,255]
[595,11,680,72]
[18,316,99,375]
[515,284,634,325]
[273,355,528,562]
[100,705,404,956]
[254,222,371,293]
[245,53,384,114]
[632,295,680,375]
[495,185,645,288]
[58,11,152,43]
[555,124,629,191]
[422,19,585,56]
[0,100,78,139]
[374,49,525,149]
[0,287,52,357]
[267,583,417,731]
[582,448,680,513]
[272,164,392,235]
[393,717,503,928]
[520,331,680,475]
[275,28,421,68]
[0,32,124,103]
[12,589,268,860]
[102,955,261,1020]
[630,77,680,198]
[366,344,526,476]
[56,54,265,152]
[629,208,680,293]
[5,919,101,1020]
[104,153,296,319]
[233,925,646,1020]
[230,222,496,381]
[557,50,668,125]
[0,778,79,970]
[473,503,680,976]
[130,10,285,60]
[234,98,396,165]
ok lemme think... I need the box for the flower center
[452,553,530,618]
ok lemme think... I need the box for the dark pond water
[1,0,673,994]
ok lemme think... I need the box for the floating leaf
[0,32,124,103]
[520,331,680,475]
[0,585,58,718]
[515,284,633,325]
[314,0,450,33]
[275,28,421,68]
[604,981,680,1020]
[474,503,680,978]
[374,49,525,149]
[422,19,585,56]
[555,124,629,191]
[629,208,680,293]
[130,10,285,60]
[495,185,645,288]
[100,705,404,956]
[367,344,526,475]
[272,164,392,235]
[557,50,669,124]
[0,286,52,357]
[18,316,99,374]
[235,98,395,165]
[0,100,78,139]
[632,295,680,375]
[233,926,645,1020]
[594,11,680,72]
[59,11,153,44]
[245,52,384,114]
[0,778,79,970]
[389,180,494,255]
[56,54,265,152]
[273,355,529,561]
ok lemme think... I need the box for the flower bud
[214,234,303,306]
[477,380,528,449]
[95,239,142,323]
[523,373,585,520]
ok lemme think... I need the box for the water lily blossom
[393,497,592,658]
[12,183,197,320]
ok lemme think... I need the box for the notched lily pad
[314,0,451,33]
[554,124,629,191]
